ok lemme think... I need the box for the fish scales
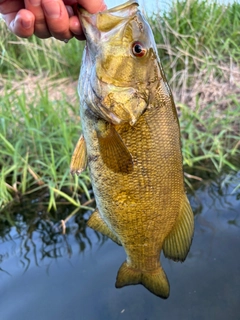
[72,0,194,298]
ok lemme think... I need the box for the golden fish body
[72,0,194,298]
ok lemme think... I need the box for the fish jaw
[77,1,139,48]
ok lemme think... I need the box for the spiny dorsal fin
[97,123,133,174]
[163,194,194,262]
[87,208,122,246]
[70,135,88,175]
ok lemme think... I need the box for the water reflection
[0,195,108,276]
[189,171,240,223]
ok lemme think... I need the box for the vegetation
[152,0,240,86]
[0,0,239,212]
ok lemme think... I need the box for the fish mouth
[77,0,139,42]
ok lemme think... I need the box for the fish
[71,0,194,299]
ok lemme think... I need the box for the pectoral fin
[70,135,88,175]
[87,208,122,246]
[96,121,133,174]
[163,194,194,262]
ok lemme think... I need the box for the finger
[65,5,74,17]
[24,0,51,38]
[0,0,34,37]
[69,1,107,41]
[77,0,107,13]
[69,15,85,40]
[0,0,23,15]
[41,0,73,40]
[3,9,35,38]
[63,0,78,5]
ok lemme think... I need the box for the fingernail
[29,0,41,6]
[43,1,61,18]
[21,18,32,29]
[99,3,107,11]
[15,14,32,29]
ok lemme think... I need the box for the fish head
[78,0,162,125]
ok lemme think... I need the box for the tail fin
[115,261,170,299]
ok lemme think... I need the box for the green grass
[151,0,240,89]
[180,100,240,171]
[0,85,91,210]
[0,19,84,79]
[0,0,239,211]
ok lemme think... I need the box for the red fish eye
[132,41,146,57]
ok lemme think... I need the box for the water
[0,172,239,320]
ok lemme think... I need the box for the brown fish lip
[77,4,100,42]
[77,1,139,42]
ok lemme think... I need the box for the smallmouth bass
[71,0,194,298]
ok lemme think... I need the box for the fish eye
[132,41,146,57]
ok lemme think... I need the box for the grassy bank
[0,0,239,211]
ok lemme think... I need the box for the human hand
[0,0,107,41]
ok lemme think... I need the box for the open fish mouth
[77,1,139,43]
[77,0,139,20]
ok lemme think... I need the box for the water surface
[0,173,239,320]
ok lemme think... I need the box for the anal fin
[87,208,122,246]
[163,194,194,262]
[70,135,87,175]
